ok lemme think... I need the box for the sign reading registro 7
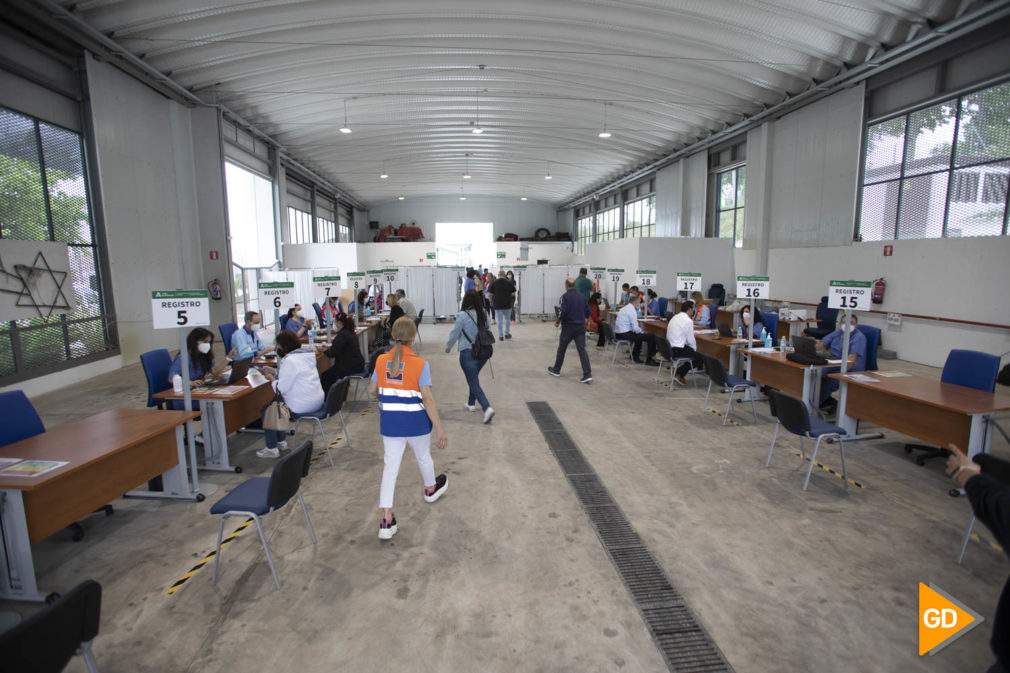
[828,280,871,311]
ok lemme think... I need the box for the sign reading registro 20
[677,272,702,292]
[737,275,770,300]
[257,281,295,312]
[151,290,209,330]
[828,280,871,311]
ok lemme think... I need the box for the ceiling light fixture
[398,195,405,201]
[380,160,388,179]
[598,102,612,138]
[545,162,552,180]
[463,153,471,179]
[339,99,352,134]
[472,92,483,134]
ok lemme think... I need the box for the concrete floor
[4,320,1009,672]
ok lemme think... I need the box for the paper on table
[211,385,247,396]
[874,371,911,377]
[748,347,778,354]
[827,359,844,364]
[0,459,69,477]
[0,457,23,470]
[844,373,878,383]
[695,329,718,334]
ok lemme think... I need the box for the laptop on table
[715,321,735,338]
[792,335,831,359]
[204,357,253,386]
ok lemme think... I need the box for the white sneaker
[278,440,288,451]
[465,404,476,412]
[483,407,495,424]
[256,447,280,459]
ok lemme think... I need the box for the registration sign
[345,272,366,290]
[607,268,624,283]
[312,275,341,301]
[828,280,871,311]
[367,269,384,288]
[383,268,399,284]
[590,266,606,283]
[151,290,209,330]
[636,269,657,288]
[258,281,295,312]
[736,275,770,300]
[677,272,702,293]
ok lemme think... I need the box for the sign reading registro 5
[151,290,209,330]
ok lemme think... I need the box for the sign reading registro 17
[312,276,341,301]
[151,290,209,329]
[737,275,770,299]
[677,272,702,292]
[828,280,871,311]
[257,281,295,312]
[636,269,657,288]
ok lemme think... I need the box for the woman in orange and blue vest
[368,316,448,540]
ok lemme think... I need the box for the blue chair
[804,296,837,339]
[293,378,352,466]
[219,323,239,354]
[0,578,103,673]
[701,353,758,424]
[760,311,778,343]
[312,302,325,326]
[765,389,850,491]
[210,440,316,590]
[656,297,668,319]
[707,283,726,306]
[707,302,717,329]
[0,390,45,447]
[139,349,173,409]
[279,314,290,331]
[906,350,1001,465]
[856,324,881,371]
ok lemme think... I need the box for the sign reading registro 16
[828,280,871,311]
[737,275,770,300]
[151,290,209,329]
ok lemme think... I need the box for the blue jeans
[459,348,490,410]
[495,309,511,338]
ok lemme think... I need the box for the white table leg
[966,413,989,458]
[126,425,218,500]
[836,380,857,435]
[0,490,45,602]
[200,400,237,472]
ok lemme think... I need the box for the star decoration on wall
[0,249,73,319]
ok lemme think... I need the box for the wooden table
[256,351,330,378]
[0,409,198,601]
[745,350,852,408]
[356,320,380,355]
[831,371,1010,456]
[779,317,816,339]
[638,319,755,375]
[154,375,275,473]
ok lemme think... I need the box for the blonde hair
[387,293,399,306]
[388,316,417,375]
[691,291,705,304]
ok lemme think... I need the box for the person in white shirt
[256,330,325,458]
[396,289,417,319]
[666,300,704,385]
[615,294,658,365]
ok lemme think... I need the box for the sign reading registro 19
[737,275,770,299]
[828,280,871,311]
[257,281,295,312]
[608,268,624,283]
[677,272,702,293]
[151,290,209,329]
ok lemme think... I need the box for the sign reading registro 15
[828,280,871,311]
[151,290,209,329]
[737,275,770,300]
[312,276,341,300]
[636,269,657,288]
[257,281,295,312]
[677,272,702,292]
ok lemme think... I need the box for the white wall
[357,242,437,269]
[283,242,359,273]
[655,161,682,237]
[366,194,558,242]
[768,236,1010,367]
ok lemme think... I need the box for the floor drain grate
[528,401,734,673]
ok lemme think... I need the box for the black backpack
[462,311,495,360]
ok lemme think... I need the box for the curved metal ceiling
[54,0,962,206]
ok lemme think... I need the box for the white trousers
[379,434,435,509]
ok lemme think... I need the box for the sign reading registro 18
[151,290,209,329]
[677,272,702,292]
[636,269,657,287]
[257,281,295,312]
[828,280,871,311]
[737,275,770,299]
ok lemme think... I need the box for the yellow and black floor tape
[794,451,866,489]
[970,532,1003,553]
[706,408,741,426]
[359,402,372,418]
[165,517,254,595]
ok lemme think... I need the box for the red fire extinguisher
[871,277,886,305]
[208,278,222,301]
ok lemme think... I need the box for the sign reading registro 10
[828,280,871,311]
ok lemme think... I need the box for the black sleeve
[964,472,1010,554]
[324,337,346,359]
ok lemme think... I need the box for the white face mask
[842,322,853,333]
[742,311,750,325]
[295,310,303,318]
[197,341,212,354]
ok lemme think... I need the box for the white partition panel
[434,267,463,317]
[546,266,571,312]
[519,266,546,316]
[402,267,435,323]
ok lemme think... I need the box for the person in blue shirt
[445,290,495,423]
[229,310,274,360]
[619,283,631,305]
[284,304,313,338]
[646,289,659,316]
[691,291,711,327]
[464,269,477,293]
[818,312,867,409]
[170,327,227,387]
[547,278,593,382]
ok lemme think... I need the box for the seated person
[619,283,631,305]
[320,296,344,326]
[285,304,313,338]
[740,304,766,340]
[690,291,711,326]
[257,330,325,459]
[589,292,606,350]
[348,289,369,323]
[818,313,867,409]
[396,289,417,318]
[615,293,659,366]
[384,293,405,328]
[319,312,366,394]
[646,289,659,316]
[666,300,705,386]
[170,327,228,387]
[229,310,274,360]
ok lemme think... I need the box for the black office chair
[765,389,849,491]
[701,353,758,424]
[0,579,103,672]
[655,338,697,389]
[293,378,353,465]
[414,308,425,344]
[804,296,837,340]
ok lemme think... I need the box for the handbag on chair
[263,393,291,432]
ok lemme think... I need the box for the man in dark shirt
[575,267,594,301]
[548,278,592,383]
[488,270,516,340]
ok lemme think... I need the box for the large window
[624,195,655,238]
[576,205,593,255]
[0,105,115,382]
[286,206,313,244]
[715,166,745,248]
[595,206,619,242]
[859,80,1010,240]
[225,161,276,267]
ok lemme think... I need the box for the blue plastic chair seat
[806,417,847,438]
[726,373,757,388]
[209,477,286,515]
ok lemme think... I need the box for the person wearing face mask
[348,289,369,324]
[318,312,365,395]
[739,305,766,340]
[229,310,274,360]
[818,312,867,410]
[285,304,313,338]
[321,295,344,326]
[169,327,227,387]
[690,291,711,326]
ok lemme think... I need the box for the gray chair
[701,353,758,424]
[656,339,698,389]
[599,322,632,367]
[210,441,316,590]
[765,389,849,491]
[293,378,352,467]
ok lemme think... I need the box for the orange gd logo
[919,583,984,656]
